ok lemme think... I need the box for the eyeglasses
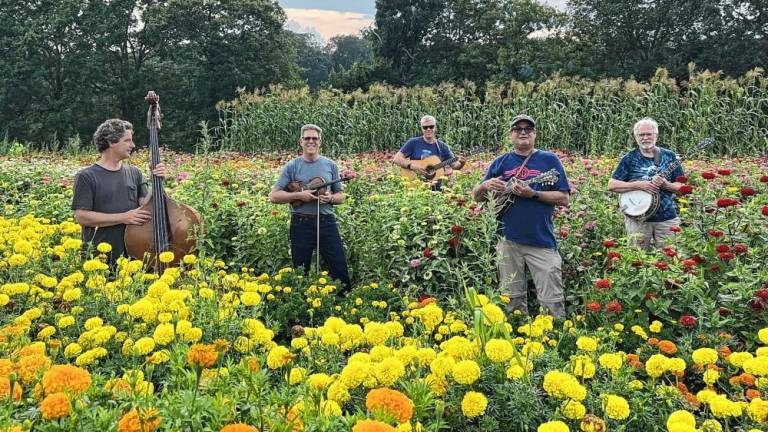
[421,125,435,130]
[511,126,535,135]
[635,133,656,138]
[302,136,319,141]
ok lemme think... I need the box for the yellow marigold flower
[220,424,258,432]
[562,400,586,419]
[543,370,586,401]
[709,394,742,418]
[37,326,56,340]
[8,254,29,267]
[62,288,81,302]
[374,358,406,386]
[96,242,112,253]
[452,360,481,385]
[667,357,686,373]
[759,328,768,345]
[40,392,71,419]
[485,338,514,363]
[118,408,162,432]
[41,363,91,396]
[748,397,768,424]
[629,380,644,390]
[729,352,754,368]
[703,369,720,385]
[152,323,175,346]
[352,419,396,432]
[461,391,488,418]
[0,376,22,401]
[147,350,170,365]
[327,380,350,403]
[481,303,505,324]
[133,337,156,356]
[692,348,719,366]
[308,373,332,390]
[576,336,598,352]
[182,254,197,265]
[744,357,768,376]
[598,353,623,372]
[266,345,294,369]
[537,421,569,432]
[366,387,414,423]
[522,341,545,358]
[507,364,526,380]
[158,251,175,264]
[701,419,722,432]
[580,414,606,432]
[572,355,596,379]
[646,354,669,378]
[667,411,696,431]
[603,394,630,420]
[241,291,261,306]
[0,293,9,306]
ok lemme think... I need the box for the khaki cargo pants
[497,239,565,318]
[624,217,680,249]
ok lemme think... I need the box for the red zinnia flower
[450,224,464,235]
[603,240,617,248]
[644,291,657,300]
[675,175,688,183]
[447,236,460,249]
[682,259,697,268]
[717,169,732,176]
[607,251,621,260]
[751,299,765,313]
[691,254,705,264]
[732,244,748,254]
[586,302,601,312]
[756,288,768,301]
[716,198,739,208]
[710,264,720,272]
[701,172,717,180]
[719,307,731,317]
[716,244,730,253]
[423,248,434,258]
[740,187,756,197]
[632,260,644,268]
[708,230,724,238]
[668,226,682,233]
[662,247,677,258]
[559,230,569,238]
[718,252,734,261]
[655,261,669,270]
[678,185,693,195]
[595,279,612,290]
[760,175,768,183]
[679,315,697,328]
[762,205,768,217]
[605,300,622,313]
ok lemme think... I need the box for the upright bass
[125,91,202,270]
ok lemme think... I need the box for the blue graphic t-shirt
[611,148,684,222]
[482,150,570,249]
[400,137,455,162]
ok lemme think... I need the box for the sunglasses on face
[421,125,435,130]
[302,136,320,141]
[511,126,535,134]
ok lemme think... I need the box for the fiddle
[285,176,351,208]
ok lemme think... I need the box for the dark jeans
[290,213,352,292]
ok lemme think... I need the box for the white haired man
[608,117,685,249]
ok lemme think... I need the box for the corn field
[215,66,768,156]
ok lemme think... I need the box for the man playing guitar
[472,115,570,319]
[392,115,465,190]
[608,117,685,249]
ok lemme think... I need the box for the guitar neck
[431,157,457,170]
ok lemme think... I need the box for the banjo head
[619,190,655,217]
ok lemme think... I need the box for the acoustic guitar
[400,155,459,181]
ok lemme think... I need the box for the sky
[279,0,568,42]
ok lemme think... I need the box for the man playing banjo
[608,117,685,249]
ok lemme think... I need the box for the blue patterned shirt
[611,148,684,222]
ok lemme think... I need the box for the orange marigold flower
[16,344,46,357]
[625,354,643,369]
[746,389,761,400]
[719,346,732,358]
[683,392,700,408]
[418,297,437,308]
[118,408,162,432]
[676,382,689,394]
[741,373,757,387]
[647,337,660,346]
[213,339,231,353]
[187,344,218,368]
[729,376,742,386]
[40,392,71,419]
[41,364,92,396]
[15,354,51,385]
[0,376,23,401]
[365,387,414,424]
[220,424,258,432]
[352,419,397,432]
[0,358,13,377]
[245,357,260,373]
[658,340,678,355]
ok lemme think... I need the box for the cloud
[284,8,373,41]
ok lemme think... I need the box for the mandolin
[494,169,560,218]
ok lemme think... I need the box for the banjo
[618,138,712,221]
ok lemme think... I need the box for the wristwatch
[532,191,540,200]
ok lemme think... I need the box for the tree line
[2,0,766,150]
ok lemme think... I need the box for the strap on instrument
[513,150,537,181]
[653,148,661,166]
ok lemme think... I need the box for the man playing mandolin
[393,115,465,190]
[269,124,352,293]
[72,119,167,267]
[608,117,685,249]
[472,115,570,319]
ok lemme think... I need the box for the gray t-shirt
[274,156,342,215]
[71,163,148,264]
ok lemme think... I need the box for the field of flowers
[1,150,768,431]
